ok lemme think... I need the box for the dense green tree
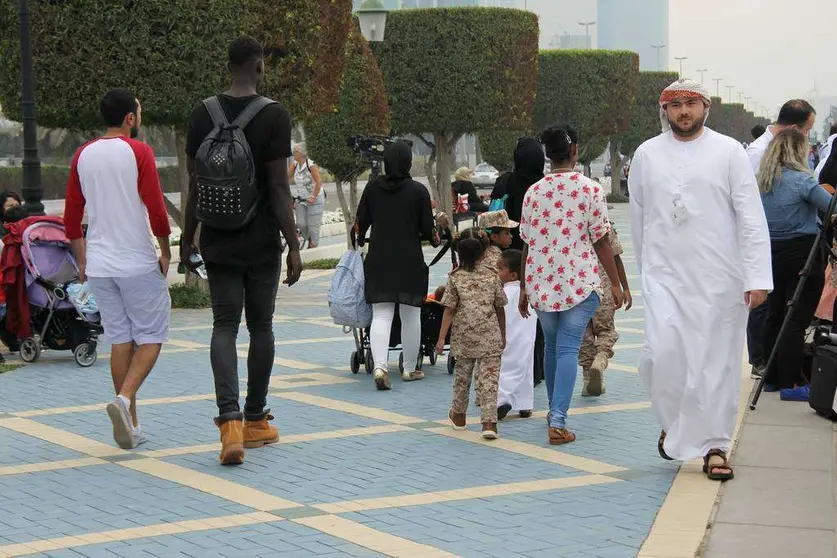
[306,23,391,245]
[534,50,639,175]
[374,7,539,214]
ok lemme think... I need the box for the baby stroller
[348,228,458,376]
[17,220,103,367]
[350,300,456,376]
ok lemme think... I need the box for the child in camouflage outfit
[437,228,507,440]
[579,220,632,397]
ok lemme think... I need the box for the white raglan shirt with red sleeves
[64,137,171,278]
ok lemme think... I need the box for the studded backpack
[194,95,276,230]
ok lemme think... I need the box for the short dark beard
[668,117,704,139]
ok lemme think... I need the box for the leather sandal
[703,449,734,481]
[658,430,673,461]
[548,427,576,446]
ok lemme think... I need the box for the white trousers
[370,303,422,373]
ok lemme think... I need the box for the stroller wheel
[447,355,455,375]
[350,351,361,374]
[398,352,404,374]
[429,351,438,366]
[19,338,40,364]
[74,342,97,368]
[364,349,374,374]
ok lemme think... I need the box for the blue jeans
[536,293,600,429]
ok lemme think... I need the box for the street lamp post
[674,56,688,76]
[744,96,751,111]
[697,68,708,84]
[713,77,723,97]
[726,85,734,101]
[17,0,44,216]
[738,92,744,103]
[578,21,596,49]
[651,44,666,71]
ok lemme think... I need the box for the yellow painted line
[294,515,458,558]
[279,392,425,425]
[616,342,644,350]
[615,317,646,324]
[427,427,627,474]
[314,474,620,513]
[296,269,335,283]
[0,457,107,476]
[0,417,126,458]
[0,512,282,556]
[638,354,752,558]
[235,336,349,349]
[235,351,322,370]
[269,372,354,389]
[121,459,301,511]
[166,339,208,350]
[141,424,412,459]
[609,362,639,373]
[619,327,645,335]
[12,393,215,418]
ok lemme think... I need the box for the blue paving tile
[0,427,87,466]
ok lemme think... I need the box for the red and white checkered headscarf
[659,78,712,132]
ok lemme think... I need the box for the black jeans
[206,260,280,422]
[746,302,769,366]
[764,235,825,390]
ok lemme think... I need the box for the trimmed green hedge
[0,0,352,130]
[708,97,770,143]
[616,71,679,157]
[534,50,639,164]
[479,129,527,173]
[376,7,539,136]
[0,166,181,200]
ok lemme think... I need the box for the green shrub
[304,258,340,270]
[0,363,21,374]
[169,284,211,309]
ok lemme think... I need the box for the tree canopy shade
[534,50,639,169]
[479,130,527,173]
[306,22,391,243]
[374,7,539,213]
[0,0,353,130]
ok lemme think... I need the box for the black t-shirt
[185,94,292,266]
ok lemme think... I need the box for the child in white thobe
[496,250,537,419]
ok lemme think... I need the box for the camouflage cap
[478,209,519,230]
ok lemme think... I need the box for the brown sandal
[658,430,673,461]
[548,427,576,446]
[703,449,734,481]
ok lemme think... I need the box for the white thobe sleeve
[729,145,773,293]
[628,150,645,271]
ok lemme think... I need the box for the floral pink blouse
[519,172,610,312]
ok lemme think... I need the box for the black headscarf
[377,141,413,191]
[491,137,545,250]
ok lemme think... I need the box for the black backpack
[195,95,276,230]
[810,344,837,420]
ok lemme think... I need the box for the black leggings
[764,236,825,389]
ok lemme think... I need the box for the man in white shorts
[64,88,172,449]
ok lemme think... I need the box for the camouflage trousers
[579,287,619,369]
[452,356,501,423]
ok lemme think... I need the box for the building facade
[597,0,669,70]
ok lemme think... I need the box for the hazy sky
[526,0,837,129]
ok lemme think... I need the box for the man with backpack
[180,35,302,466]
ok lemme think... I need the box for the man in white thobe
[816,123,837,179]
[629,78,773,480]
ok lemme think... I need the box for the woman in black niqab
[356,141,439,390]
[491,137,545,250]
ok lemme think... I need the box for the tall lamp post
[726,85,734,101]
[697,68,708,84]
[17,0,44,215]
[578,21,596,49]
[674,56,688,76]
[713,77,723,97]
[651,43,666,71]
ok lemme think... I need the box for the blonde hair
[757,128,812,194]
[454,167,473,181]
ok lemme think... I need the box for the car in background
[472,163,499,188]
[603,163,612,177]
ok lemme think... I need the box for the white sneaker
[106,396,137,449]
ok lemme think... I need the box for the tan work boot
[243,413,280,449]
[216,419,244,465]
[586,354,608,397]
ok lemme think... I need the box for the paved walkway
[703,387,837,557]
[0,204,763,557]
